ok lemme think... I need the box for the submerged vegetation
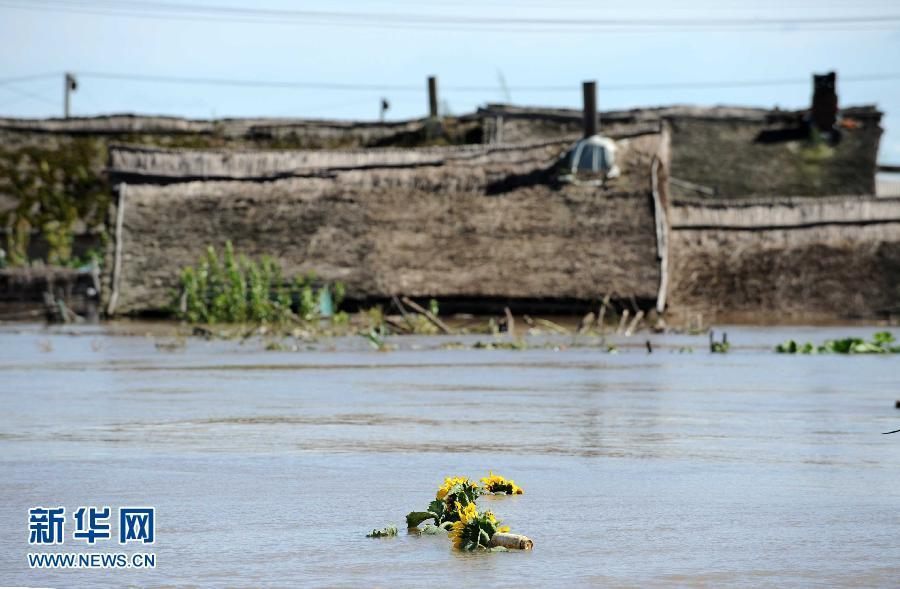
[775,332,900,354]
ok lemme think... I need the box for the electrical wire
[2,0,900,33]
[70,71,900,94]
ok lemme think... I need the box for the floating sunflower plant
[449,503,509,551]
[480,471,524,495]
[436,476,482,512]
[406,475,482,529]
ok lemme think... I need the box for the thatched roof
[670,194,900,229]
[668,195,900,323]
[0,113,430,135]
[108,133,663,192]
[107,139,573,182]
[104,133,668,314]
[479,103,882,124]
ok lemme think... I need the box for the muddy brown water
[0,324,898,587]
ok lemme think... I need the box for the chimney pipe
[582,81,597,138]
[427,76,439,119]
[811,71,837,133]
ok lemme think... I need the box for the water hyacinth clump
[480,471,524,495]
[449,503,509,551]
[776,332,900,354]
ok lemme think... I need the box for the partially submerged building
[2,73,898,323]
[104,132,669,316]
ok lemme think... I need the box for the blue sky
[1,0,899,162]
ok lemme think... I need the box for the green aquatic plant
[363,326,392,352]
[709,331,730,354]
[776,332,900,355]
[473,340,527,350]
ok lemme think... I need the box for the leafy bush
[177,242,343,324]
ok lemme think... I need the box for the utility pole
[64,72,77,119]
[582,80,597,137]
[427,75,438,118]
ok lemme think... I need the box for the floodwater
[0,323,898,587]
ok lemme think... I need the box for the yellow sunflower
[436,476,471,500]
[480,471,524,495]
[449,503,509,550]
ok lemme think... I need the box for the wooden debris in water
[577,312,595,334]
[625,310,644,336]
[489,532,533,550]
[504,307,516,338]
[616,309,630,335]
[401,296,452,334]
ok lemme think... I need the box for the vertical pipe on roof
[583,81,597,138]
[427,76,439,119]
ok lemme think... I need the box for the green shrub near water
[177,242,343,324]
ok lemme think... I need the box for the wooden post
[427,76,438,118]
[106,182,126,316]
[582,80,597,137]
[64,72,77,119]
[598,293,611,334]
[504,306,516,339]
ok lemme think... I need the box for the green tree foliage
[0,139,107,265]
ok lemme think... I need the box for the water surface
[1,324,898,587]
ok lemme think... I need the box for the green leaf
[428,499,446,523]
[478,528,491,547]
[406,511,436,528]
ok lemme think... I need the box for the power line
[0,72,61,86]
[0,84,58,107]
[71,71,900,93]
[78,72,425,92]
[22,0,900,26]
[3,0,900,32]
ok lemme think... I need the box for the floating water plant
[480,471,524,495]
[709,330,730,353]
[775,332,900,354]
